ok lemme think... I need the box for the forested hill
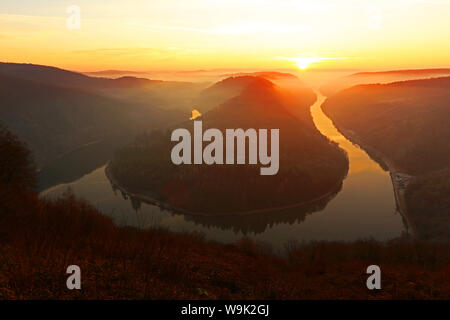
[110,76,348,214]
[0,62,207,110]
[0,72,183,167]
[322,76,450,241]
[194,73,315,113]
[322,76,450,175]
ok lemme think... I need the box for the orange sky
[1,0,450,72]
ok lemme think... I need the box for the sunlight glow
[278,56,350,70]
[293,57,323,70]
[1,0,450,70]
[190,109,202,120]
[279,56,328,70]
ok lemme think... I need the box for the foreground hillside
[110,76,348,214]
[0,127,449,299]
[322,77,450,241]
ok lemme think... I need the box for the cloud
[149,21,309,35]
[71,47,175,56]
[412,0,450,4]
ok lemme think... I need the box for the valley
[322,77,450,241]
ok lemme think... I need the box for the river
[40,92,406,253]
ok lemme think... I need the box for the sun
[292,57,322,70]
[278,56,326,70]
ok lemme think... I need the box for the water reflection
[121,184,342,235]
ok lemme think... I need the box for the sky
[1,0,450,72]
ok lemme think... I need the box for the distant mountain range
[84,70,146,77]
[0,63,198,167]
[220,71,299,80]
[0,62,206,107]
[320,68,450,96]
[0,62,159,90]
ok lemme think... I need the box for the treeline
[0,63,193,168]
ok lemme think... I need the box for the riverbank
[323,116,417,237]
[105,161,347,217]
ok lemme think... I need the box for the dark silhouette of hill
[322,76,450,175]
[194,76,269,113]
[322,76,450,241]
[221,71,299,80]
[0,62,206,111]
[110,76,348,214]
[85,69,145,77]
[320,68,450,96]
[194,73,313,113]
[0,62,159,89]
[0,72,183,168]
